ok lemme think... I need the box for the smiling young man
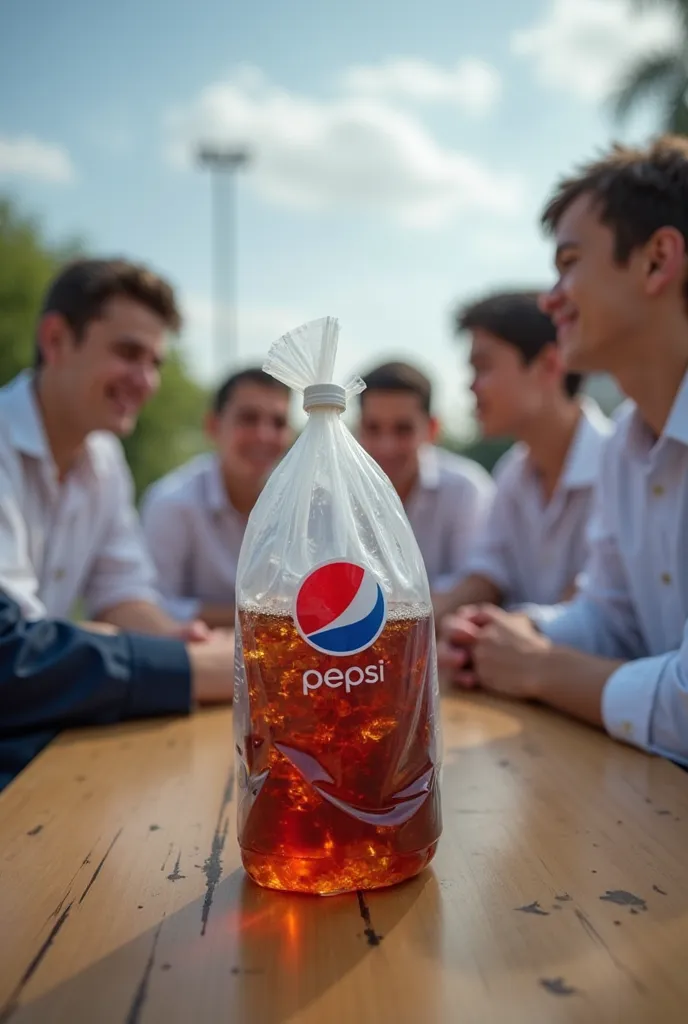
[141,368,292,628]
[357,361,494,596]
[442,136,688,765]
[433,290,612,626]
[0,258,213,643]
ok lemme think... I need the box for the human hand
[188,630,235,704]
[174,619,212,644]
[473,607,550,700]
[437,605,492,689]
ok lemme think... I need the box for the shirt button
[661,572,672,585]
[621,721,634,738]
[652,484,665,497]
[53,568,66,581]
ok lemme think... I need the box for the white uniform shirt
[533,375,688,765]
[464,400,614,606]
[140,454,247,621]
[0,372,158,620]
[403,446,495,594]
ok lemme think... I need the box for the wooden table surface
[1,695,688,1024]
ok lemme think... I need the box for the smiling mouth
[106,388,139,418]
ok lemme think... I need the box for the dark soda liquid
[235,608,442,895]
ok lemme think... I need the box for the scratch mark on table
[516,901,549,916]
[149,824,161,832]
[599,891,647,911]
[0,903,73,1023]
[161,843,173,873]
[78,828,122,905]
[356,892,383,946]
[200,762,234,936]
[555,894,572,903]
[539,978,577,997]
[48,843,96,921]
[167,851,186,882]
[26,825,43,837]
[124,920,164,1024]
[653,885,668,896]
[574,908,647,994]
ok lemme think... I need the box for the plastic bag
[234,316,442,895]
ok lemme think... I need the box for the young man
[440,135,688,765]
[434,291,613,624]
[357,361,494,596]
[0,258,208,642]
[0,589,233,790]
[141,368,291,628]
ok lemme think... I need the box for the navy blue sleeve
[0,591,192,788]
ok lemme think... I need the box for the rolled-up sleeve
[82,454,160,618]
[140,488,200,622]
[601,628,688,766]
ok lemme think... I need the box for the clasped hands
[437,604,551,700]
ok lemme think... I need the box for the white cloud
[0,135,75,183]
[341,57,501,115]
[512,0,681,102]
[164,66,522,228]
[181,294,312,383]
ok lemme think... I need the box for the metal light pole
[197,146,250,374]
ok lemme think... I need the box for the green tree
[611,0,688,133]
[0,193,210,497]
[0,196,73,381]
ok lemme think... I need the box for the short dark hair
[359,361,433,415]
[37,257,182,367]
[456,289,583,398]
[541,135,688,303]
[212,367,290,415]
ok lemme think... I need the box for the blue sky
[1,0,675,433]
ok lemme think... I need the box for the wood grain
[1,695,688,1023]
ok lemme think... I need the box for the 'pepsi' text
[302,661,385,696]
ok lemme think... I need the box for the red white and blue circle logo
[294,561,387,656]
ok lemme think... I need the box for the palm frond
[625,0,688,32]
[664,71,688,133]
[610,51,684,122]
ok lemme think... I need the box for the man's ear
[536,343,566,389]
[36,313,71,368]
[428,415,440,443]
[204,410,219,442]
[643,226,687,298]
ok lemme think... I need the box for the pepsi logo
[294,561,387,656]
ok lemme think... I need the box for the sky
[0,0,676,435]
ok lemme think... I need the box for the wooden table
[1,696,688,1024]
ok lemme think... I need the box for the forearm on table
[198,603,236,630]
[535,644,625,728]
[94,600,179,636]
[433,574,503,619]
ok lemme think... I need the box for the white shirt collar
[5,370,107,479]
[623,368,688,457]
[662,368,688,446]
[416,444,441,491]
[203,454,249,520]
[561,398,612,489]
[205,456,231,512]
